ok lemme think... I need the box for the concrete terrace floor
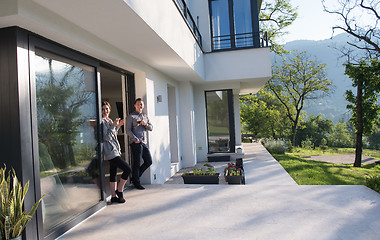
[58,143,380,240]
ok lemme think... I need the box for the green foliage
[268,50,332,146]
[327,120,354,148]
[319,138,328,151]
[240,89,291,139]
[365,176,380,194]
[301,138,314,150]
[273,154,380,186]
[260,0,298,54]
[262,138,288,154]
[0,165,44,239]
[366,125,380,149]
[183,164,217,176]
[345,59,380,135]
[296,114,334,147]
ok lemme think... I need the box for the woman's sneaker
[115,190,126,203]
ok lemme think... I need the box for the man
[126,98,153,190]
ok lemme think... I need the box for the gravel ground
[303,154,380,165]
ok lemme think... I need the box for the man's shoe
[134,184,145,190]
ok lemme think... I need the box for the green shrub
[262,139,288,154]
[301,138,314,149]
[319,138,328,151]
[365,176,380,193]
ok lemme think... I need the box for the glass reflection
[206,90,231,153]
[233,0,253,47]
[210,0,231,50]
[35,49,100,236]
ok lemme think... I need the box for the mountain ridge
[271,33,356,123]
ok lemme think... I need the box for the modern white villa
[0,0,271,239]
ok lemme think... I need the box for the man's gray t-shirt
[126,112,153,144]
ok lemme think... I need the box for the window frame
[208,0,260,51]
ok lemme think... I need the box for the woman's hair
[102,101,111,110]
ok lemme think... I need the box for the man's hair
[134,98,143,104]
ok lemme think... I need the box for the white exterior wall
[193,85,208,163]
[178,81,197,168]
[0,0,272,184]
[186,0,212,52]
[124,0,205,80]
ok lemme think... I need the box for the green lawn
[273,154,380,186]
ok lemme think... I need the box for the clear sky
[280,0,343,43]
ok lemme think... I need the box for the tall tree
[345,59,380,167]
[267,51,332,146]
[260,0,298,54]
[323,0,380,167]
[322,0,380,60]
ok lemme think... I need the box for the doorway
[205,89,235,153]
[167,84,179,163]
[99,66,134,191]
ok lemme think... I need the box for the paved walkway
[308,154,379,165]
[58,143,380,240]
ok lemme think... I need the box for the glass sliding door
[205,90,235,153]
[34,48,100,236]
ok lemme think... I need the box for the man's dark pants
[130,142,152,185]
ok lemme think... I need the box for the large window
[35,49,100,237]
[209,0,259,51]
[205,90,235,153]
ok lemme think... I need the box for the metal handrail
[173,0,203,49]
[212,31,269,51]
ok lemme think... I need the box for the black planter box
[182,174,220,184]
[225,175,244,184]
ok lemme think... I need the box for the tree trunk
[291,123,297,146]
[291,111,301,146]
[68,144,77,167]
[354,80,363,167]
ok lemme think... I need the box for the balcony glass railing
[212,31,268,51]
[173,0,203,49]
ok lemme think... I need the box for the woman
[102,101,131,203]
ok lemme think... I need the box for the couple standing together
[102,98,152,203]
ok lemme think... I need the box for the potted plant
[0,165,44,240]
[182,163,220,184]
[224,163,244,184]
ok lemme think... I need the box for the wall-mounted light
[156,95,162,103]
